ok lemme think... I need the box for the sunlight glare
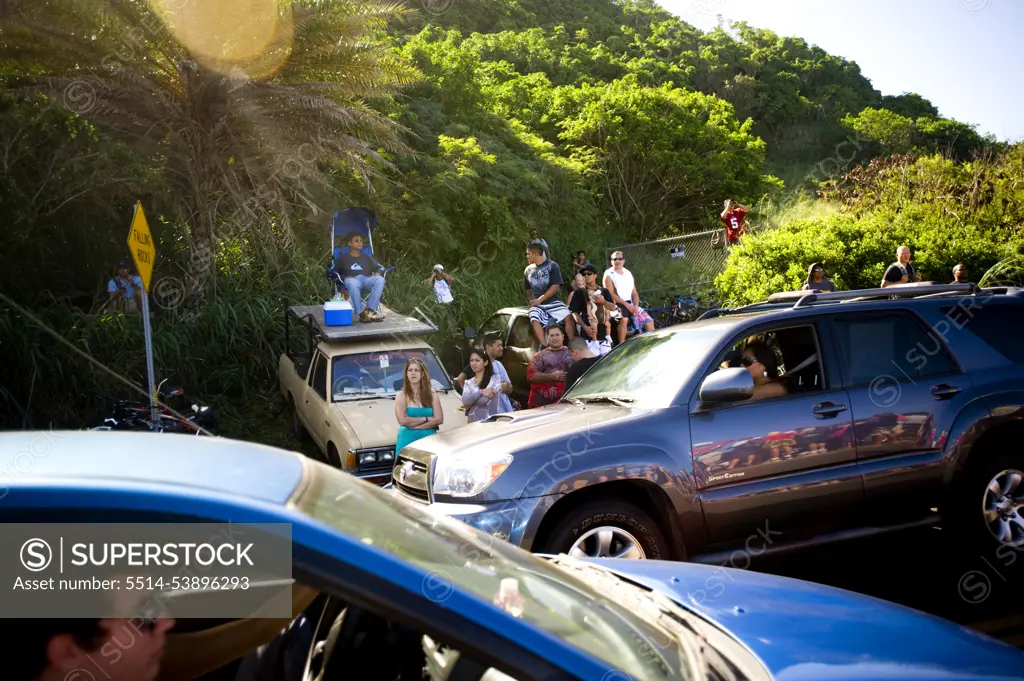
[149,0,293,78]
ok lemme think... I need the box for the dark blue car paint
[590,559,1024,681]
[4,432,1024,680]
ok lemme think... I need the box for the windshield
[563,325,726,408]
[295,464,697,681]
[331,349,452,401]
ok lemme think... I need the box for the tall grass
[0,240,555,440]
[979,254,1024,288]
[749,194,845,235]
[0,263,325,437]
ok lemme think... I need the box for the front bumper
[388,487,546,549]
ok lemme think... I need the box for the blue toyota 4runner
[392,283,1024,563]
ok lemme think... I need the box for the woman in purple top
[462,348,503,423]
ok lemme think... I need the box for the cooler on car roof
[324,300,353,326]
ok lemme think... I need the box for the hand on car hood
[585,558,1024,680]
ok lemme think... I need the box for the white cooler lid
[324,301,352,310]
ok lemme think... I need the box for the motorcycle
[91,379,218,435]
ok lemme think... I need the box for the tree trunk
[185,208,216,303]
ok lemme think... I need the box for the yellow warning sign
[127,202,155,292]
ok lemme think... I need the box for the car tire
[538,501,669,561]
[289,395,307,442]
[947,451,1024,552]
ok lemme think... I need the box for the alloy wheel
[982,469,1024,546]
[568,526,646,560]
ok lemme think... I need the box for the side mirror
[699,367,755,403]
[463,326,476,340]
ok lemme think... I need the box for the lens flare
[149,0,293,78]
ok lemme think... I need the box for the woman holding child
[394,358,445,454]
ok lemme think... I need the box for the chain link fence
[603,229,728,311]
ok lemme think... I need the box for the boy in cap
[524,240,575,347]
[107,260,144,314]
[426,264,455,304]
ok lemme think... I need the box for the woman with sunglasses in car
[741,341,788,400]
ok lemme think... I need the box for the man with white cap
[426,264,455,304]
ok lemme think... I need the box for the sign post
[127,201,158,429]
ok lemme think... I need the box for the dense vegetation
[0,0,1015,438]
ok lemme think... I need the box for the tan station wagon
[279,304,462,484]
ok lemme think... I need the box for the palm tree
[0,0,416,296]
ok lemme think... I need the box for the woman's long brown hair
[402,358,433,405]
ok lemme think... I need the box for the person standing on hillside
[802,263,837,292]
[720,199,749,247]
[571,250,592,278]
[880,245,922,288]
[524,240,575,347]
[426,264,455,304]
[107,260,144,314]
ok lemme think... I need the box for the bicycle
[90,379,217,435]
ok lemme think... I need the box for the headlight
[433,453,513,497]
[349,447,396,468]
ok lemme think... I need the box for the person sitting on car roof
[332,232,385,323]
[524,240,575,348]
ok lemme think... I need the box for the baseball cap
[579,264,598,275]
[434,264,444,271]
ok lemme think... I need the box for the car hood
[397,402,639,457]
[331,392,463,449]
[586,559,1024,680]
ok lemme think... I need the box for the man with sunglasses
[603,251,654,344]
[569,264,616,356]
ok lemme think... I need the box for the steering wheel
[302,597,388,681]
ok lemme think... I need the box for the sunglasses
[813,269,824,273]
[612,257,624,261]
[740,356,758,367]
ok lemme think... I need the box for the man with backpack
[880,245,922,288]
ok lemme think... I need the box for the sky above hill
[660,0,1023,142]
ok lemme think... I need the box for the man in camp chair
[332,231,386,322]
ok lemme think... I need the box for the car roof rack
[697,282,1011,320]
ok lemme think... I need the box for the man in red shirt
[720,199,749,245]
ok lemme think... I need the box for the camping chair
[326,207,394,305]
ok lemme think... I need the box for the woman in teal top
[394,358,444,454]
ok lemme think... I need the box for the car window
[312,352,328,401]
[704,324,823,401]
[479,314,511,339]
[832,312,953,386]
[941,304,1024,362]
[331,349,452,400]
[508,316,534,349]
[565,325,726,408]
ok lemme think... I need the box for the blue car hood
[586,559,1024,680]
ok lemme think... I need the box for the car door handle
[813,402,847,418]
[931,384,961,399]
